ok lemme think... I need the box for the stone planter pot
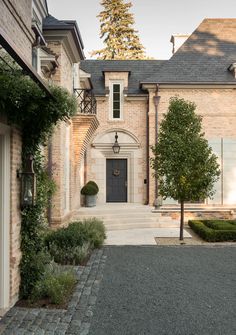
[85,195,97,207]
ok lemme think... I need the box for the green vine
[0,56,77,297]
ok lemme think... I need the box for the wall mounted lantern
[18,155,36,209]
[112,132,120,154]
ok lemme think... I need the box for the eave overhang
[43,21,85,61]
[141,81,236,90]
[0,27,51,96]
[102,70,131,76]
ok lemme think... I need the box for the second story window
[113,84,121,118]
[109,81,123,120]
[32,47,38,70]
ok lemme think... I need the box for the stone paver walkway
[106,227,191,245]
[0,250,106,335]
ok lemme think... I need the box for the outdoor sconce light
[112,132,120,154]
[18,155,36,209]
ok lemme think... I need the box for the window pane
[113,110,120,118]
[113,101,120,110]
[113,84,120,93]
[113,93,120,101]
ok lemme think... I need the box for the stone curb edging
[0,249,107,335]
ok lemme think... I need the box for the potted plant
[81,181,99,207]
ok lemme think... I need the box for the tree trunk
[180,200,184,240]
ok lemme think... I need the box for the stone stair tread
[73,205,180,231]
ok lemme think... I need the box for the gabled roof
[43,15,84,59]
[142,19,236,84]
[80,60,166,95]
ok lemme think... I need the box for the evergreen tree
[91,0,146,60]
[151,97,220,240]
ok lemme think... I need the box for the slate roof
[80,60,166,95]
[142,19,236,84]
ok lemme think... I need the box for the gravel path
[89,246,236,335]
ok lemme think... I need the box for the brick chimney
[170,34,190,54]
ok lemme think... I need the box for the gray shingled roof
[142,19,236,84]
[80,60,166,95]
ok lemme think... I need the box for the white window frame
[109,80,124,120]
[0,123,10,314]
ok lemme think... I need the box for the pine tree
[91,0,146,60]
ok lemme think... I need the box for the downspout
[47,137,53,225]
[146,96,149,205]
[153,85,161,209]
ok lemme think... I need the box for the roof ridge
[140,18,236,84]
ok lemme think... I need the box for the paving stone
[34,330,45,335]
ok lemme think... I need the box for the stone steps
[74,204,180,231]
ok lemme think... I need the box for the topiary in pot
[87,181,99,194]
[81,181,99,207]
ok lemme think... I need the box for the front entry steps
[74,204,180,231]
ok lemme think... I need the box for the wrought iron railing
[74,88,97,115]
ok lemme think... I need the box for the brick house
[1,2,236,318]
[0,0,51,315]
[80,19,236,217]
[0,0,98,315]
[41,15,99,227]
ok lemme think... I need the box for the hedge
[189,220,236,242]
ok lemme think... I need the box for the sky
[48,0,236,60]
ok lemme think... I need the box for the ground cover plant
[189,219,236,242]
[17,262,77,308]
[44,218,106,265]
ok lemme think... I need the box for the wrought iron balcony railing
[74,88,97,115]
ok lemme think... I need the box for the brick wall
[157,88,236,138]
[148,87,236,204]
[86,79,148,204]
[0,0,34,62]
[86,83,236,206]
[45,40,99,226]
[10,127,22,307]
[0,0,33,311]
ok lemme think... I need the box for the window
[109,81,123,120]
[113,84,121,118]
[32,47,38,70]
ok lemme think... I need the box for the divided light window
[113,84,121,119]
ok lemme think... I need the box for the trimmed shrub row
[189,220,236,242]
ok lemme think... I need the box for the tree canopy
[151,97,220,239]
[91,0,146,60]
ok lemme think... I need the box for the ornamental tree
[150,97,220,240]
[91,0,146,59]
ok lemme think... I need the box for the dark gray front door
[106,159,127,202]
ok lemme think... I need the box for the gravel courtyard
[89,246,236,335]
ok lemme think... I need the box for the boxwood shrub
[202,220,236,231]
[189,220,236,242]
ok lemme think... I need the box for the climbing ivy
[0,56,77,297]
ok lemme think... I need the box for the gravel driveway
[89,246,236,335]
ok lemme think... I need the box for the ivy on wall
[0,56,77,297]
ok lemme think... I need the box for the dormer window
[109,81,123,120]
